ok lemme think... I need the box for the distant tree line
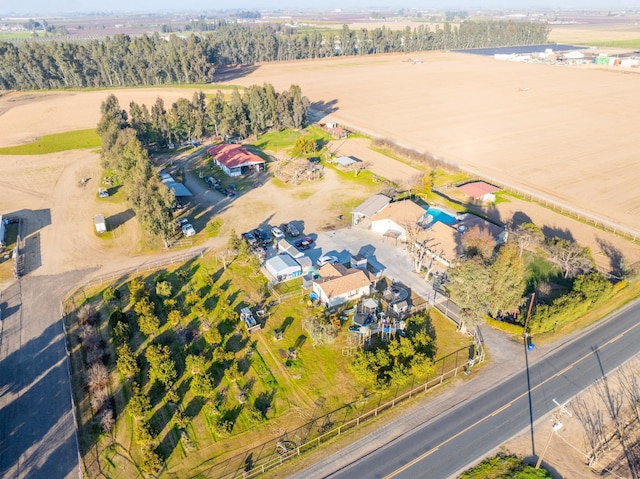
[0,20,549,90]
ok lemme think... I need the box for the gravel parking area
[313,227,436,303]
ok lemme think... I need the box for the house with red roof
[457,181,501,204]
[207,143,266,177]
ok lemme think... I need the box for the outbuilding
[352,194,391,226]
[207,143,265,177]
[94,214,107,234]
[265,253,302,282]
[160,173,192,197]
[457,181,501,204]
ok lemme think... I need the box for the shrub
[138,314,160,337]
[127,392,151,420]
[128,278,147,305]
[87,363,109,392]
[108,308,126,329]
[116,344,139,378]
[140,446,163,477]
[134,420,156,446]
[185,291,199,306]
[163,298,177,311]
[486,317,524,335]
[155,280,172,298]
[98,408,115,433]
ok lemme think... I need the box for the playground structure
[344,295,407,354]
[240,307,261,333]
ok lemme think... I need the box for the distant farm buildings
[207,144,266,177]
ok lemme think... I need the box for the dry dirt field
[223,50,640,237]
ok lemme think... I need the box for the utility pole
[522,292,535,342]
[536,399,572,469]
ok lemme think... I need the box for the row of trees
[0,20,549,90]
[97,94,175,245]
[127,84,309,149]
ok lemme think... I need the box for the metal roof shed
[265,253,302,282]
[352,194,391,226]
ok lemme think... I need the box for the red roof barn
[207,144,265,177]
[457,181,501,203]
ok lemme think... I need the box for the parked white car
[317,255,338,267]
[271,226,284,239]
[182,223,196,237]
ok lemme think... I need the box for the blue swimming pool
[426,207,456,225]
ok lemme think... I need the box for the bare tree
[461,225,495,261]
[594,376,640,478]
[87,362,109,392]
[618,364,640,424]
[573,396,607,466]
[402,222,432,273]
[218,248,236,270]
[302,316,338,347]
[508,221,544,258]
[545,237,593,279]
[98,408,115,433]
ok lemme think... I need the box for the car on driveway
[253,228,270,244]
[283,222,300,237]
[271,226,284,240]
[317,255,338,267]
[295,236,314,250]
[182,223,196,237]
[242,232,258,246]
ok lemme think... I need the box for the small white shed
[94,214,107,234]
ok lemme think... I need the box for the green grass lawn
[0,128,101,155]
[588,39,640,49]
[0,31,34,39]
[253,129,304,151]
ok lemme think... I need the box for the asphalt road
[326,298,640,479]
[0,269,84,478]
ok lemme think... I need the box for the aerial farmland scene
[2,1,640,478]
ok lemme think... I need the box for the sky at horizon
[2,1,640,16]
